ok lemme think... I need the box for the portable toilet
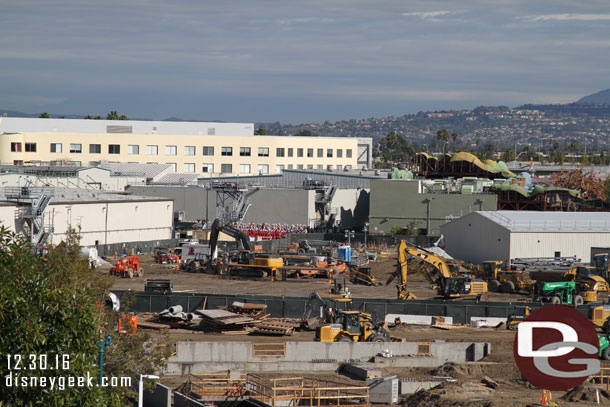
[338,245,352,262]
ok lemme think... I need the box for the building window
[317,164,323,170]
[276,165,284,173]
[307,148,313,157]
[166,163,177,172]
[297,164,304,170]
[345,165,352,170]
[346,149,352,158]
[307,164,313,169]
[337,165,342,170]
[240,147,251,157]
[327,149,333,158]
[297,148,303,157]
[240,164,251,174]
[89,144,101,154]
[258,147,269,157]
[276,148,285,157]
[69,143,82,153]
[221,164,232,174]
[108,144,120,154]
[13,160,23,165]
[208,127,215,136]
[202,163,214,173]
[25,143,37,152]
[10,142,22,152]
[146,145,158,155]
[184,163,195,173]
[165,145,177,155]
[258,164,269,174]
[50,143,62,153]
[337,149,343,158]
[288,148,293,157]
[203,146,214,156]
[184,146,195,156]
[128,145,139,155]
[317,148,323,158]
[327,165,333,170]
[221,147,232,156]
[287,164,293,169]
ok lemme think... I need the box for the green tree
[436,129,450,153]
[502,149,515,162]
[106,111,128,120]
[254,128,266,135]
[85,115,102,120]
[375,131,415,167]
[39,112,50,118]
[0,228,168,406]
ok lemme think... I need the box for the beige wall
[46,200,173,246]
[0,132,359,176]
[510,232,610,264]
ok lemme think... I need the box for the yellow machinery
[481,260,534,293]
[506,306,531,330]
[225,251,284,280]
[590,305,610,334]
[314,310,390,342]
[389,240,488,299]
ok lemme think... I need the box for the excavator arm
[208,218,252,261]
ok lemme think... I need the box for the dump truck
[590,305,610,334]
[314,310,390,342]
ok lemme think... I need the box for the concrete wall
[165,340,490,375]
[46,199,173,246]
[0,204,16,231]
[369,179,497,236]
[333,188,369,229]
[143,383,171,407]
[440,212,510,265]
[247,189,312,225]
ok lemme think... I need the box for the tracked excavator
[388,240,488,300]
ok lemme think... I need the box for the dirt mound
[431,363,484,380]
[561,385,610,402]
[402,382,496,407]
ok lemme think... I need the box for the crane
[388,240,488,299]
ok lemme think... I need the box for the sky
[1,0,610,123]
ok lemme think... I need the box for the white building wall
[0,205,16,231]
[510,232,610,263]
[47,200,173,246]
[440,212,511,265]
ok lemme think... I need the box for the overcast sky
[1,0,610,123]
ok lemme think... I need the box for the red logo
[513,305,599,391]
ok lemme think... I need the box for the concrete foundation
[340,364,382,380]
[166,341,491,375]
[366,376,399,404]
[385,313,454,326]
[399,378,444,394]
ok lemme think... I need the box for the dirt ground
[106,251,610,406]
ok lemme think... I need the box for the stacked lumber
[226,302,270,320]
[252,318,301,336]
[198,309,257,333]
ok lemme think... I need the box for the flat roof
[0,187,171,204]
[477,210,610,232]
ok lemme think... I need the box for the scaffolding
[4,185,54,250]
[210,182,251,225]
[188,373,369,407]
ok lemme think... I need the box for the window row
[11,142,352,159]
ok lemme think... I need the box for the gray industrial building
[440,211,610,265]
[368,179,498,236]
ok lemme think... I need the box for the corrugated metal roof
[0,186,170,203]
[153,173,200,185]
[477,210,610,232]
[97,162,172,179]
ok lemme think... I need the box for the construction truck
[314,310,390,342]
[533,281,582,305]
[481,260,534,293]
[592,253,610,280]
[388,240,488,300]
[590,305,610,334]
[224,251,284,280]
[109,256,143,278]
[301,292,354,330]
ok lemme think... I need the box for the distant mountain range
[577,88,610,105]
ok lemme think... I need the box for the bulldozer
[109,256,143,278]
[314,310,390,342]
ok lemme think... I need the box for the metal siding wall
[441,213,510,264]
[510,232,610,263]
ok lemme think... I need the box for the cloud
[519,13,610,22]
[401,10,456,20]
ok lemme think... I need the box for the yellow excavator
[388,240,488,300]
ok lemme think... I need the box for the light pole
[139,374,160,407]
[363,222,369,249]
[345,230,354,246]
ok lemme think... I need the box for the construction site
[4,155,610,406]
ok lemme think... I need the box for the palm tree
[39,112,50,118]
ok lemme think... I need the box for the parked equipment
[534,281,581,305]
[590,305,610,334]
[302,292,354,330]
[109,256,143,278]
[481,260,534,293]
[388,240,488,299]
[314,310,390,342]
[144,279,173,294]
[506,306,531,330]
[599,334,610,360]
[154,248,179,264]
